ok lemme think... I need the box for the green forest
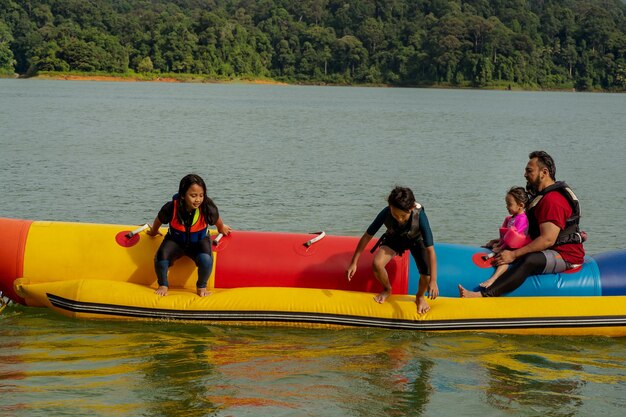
[1,0,625,90]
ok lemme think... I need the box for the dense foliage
[1,0,625,89]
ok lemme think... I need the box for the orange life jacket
[169,199,208,244]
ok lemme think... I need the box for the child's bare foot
[373,290,391,304]
[155,286,168,296]
[458,284,483,298]
[197,288,211,297]
[415,296,431,314]
[479,278,495,288]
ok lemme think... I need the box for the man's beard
[526,181,537,198]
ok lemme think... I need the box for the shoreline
[30,72,290,86]
[8,72,622,92]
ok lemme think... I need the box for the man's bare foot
[374,290,391,304]
[197,288,212,297]
[155,286,168,296]
[479,278,495,288]
[458,284,483,298]
[415,296,431,314]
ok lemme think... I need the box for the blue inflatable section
[408,243,607,297]
[592,250,626,296]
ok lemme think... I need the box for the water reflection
[139,329,220,417]
[2,309,626,416]
[484,360,584,416]
[192,326,436,416]
[425,333,626,416]
[384,356,434,417]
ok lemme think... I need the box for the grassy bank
[20,71,617,92]
[31,71,288,85]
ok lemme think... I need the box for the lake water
[1,79,625,416]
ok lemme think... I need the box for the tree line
[1,0,625,90]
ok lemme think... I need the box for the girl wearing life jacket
[480,186,531,288]
[346,186,438,314]
[146,174,231,297]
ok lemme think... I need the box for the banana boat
[1,217,625,336]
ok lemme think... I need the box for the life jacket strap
[370,233,387,254]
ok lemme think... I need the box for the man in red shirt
[459,151,585,297]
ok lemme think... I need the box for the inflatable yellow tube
[12,279,626,336]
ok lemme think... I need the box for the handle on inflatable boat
[125,224,150,239]
[213,233,224,246]
[482,252,495,261]
[304,231,326,248]
[0,290,11,313]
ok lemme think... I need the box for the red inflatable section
[0,217,32,303]
[214,231,410,294]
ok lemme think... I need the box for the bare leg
[415,274,431,314]
[155,286,168,296]
[480,264,508,288]
[372,246,396,304]
[458,284,483,298]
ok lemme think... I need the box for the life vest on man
[169,199,208,244]
[383,204,424,241]
[526,181,582,246]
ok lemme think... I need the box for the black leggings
[155,237,213,288]
[481,252,547,297]
[156,237,213,263]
